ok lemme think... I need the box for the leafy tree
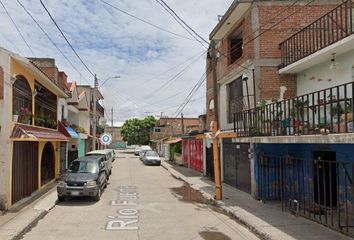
[121,116,157,145]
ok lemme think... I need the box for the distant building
[104,126,125,148]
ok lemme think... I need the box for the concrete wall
[0,49,11,209]
[297,49,354,96]
[79,111,90,134]
[58,98,68,122]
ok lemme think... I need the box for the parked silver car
[142,150,161,165]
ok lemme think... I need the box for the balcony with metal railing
[280,0,354,70]
[233,81,354,138]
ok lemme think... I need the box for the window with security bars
[12,75,33,124]
[228,77,243,123]
[34,81,58,129]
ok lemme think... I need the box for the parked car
[142,150,161,165]
[112,150,116,162]
[57,156,107,202]
[85,149,114,178]
[134,146,141,156]
[138,145,152,160]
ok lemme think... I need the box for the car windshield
[146,151,159,157]
[67,161,98,174]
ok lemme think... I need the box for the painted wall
[58,98,68,122]
[254,143,354,203]
[79,111,90,134]
[297,49,354,96]
[0,49,11,209]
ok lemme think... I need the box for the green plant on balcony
[340,101,353,123]
[35,111,46,127]
[19,107,32,124]
[72,124,86,134]
[292,99,309,134]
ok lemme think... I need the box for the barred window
[228,77,243,123]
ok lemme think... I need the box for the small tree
[121,116,157,145]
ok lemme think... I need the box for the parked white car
[85,149,115,179]
[134,147,141,156]
[139,145,152,160]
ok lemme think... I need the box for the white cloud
[0,0,232,122]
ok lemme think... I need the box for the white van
[86,149,114,179]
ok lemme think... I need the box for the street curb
[161,160,274,240]
[12,210,48,240]
[1,188,58,240]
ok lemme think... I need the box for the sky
[0,0,233,125]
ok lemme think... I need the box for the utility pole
[111,107,114,127]
[181,113,185,134]
[210,40,222,200]
[92,74,98,150]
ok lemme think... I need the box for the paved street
[21,151,259,240]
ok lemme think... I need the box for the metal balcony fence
[280,0,353,68]
[257,154,354,237]
[234,82,354,137]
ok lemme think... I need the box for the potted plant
[13,110,19,122]
[19,107,32,124]
[35,110,45,127]
[292,99,309,135]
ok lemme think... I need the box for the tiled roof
[11,124,69,141]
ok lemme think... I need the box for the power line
[222,0,313,62]
[99,0,195,41]
[146,51,205,96]
[39,0,95,77]
[156,0,209,46]
[17,0,91,85]
[129,50,205,89]
[155,0,250,71]
[173,77,206,118]
[155,0,208,49]
[0,0,36,56]
[173,71,207,117]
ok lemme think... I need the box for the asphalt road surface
[21,150,259,240]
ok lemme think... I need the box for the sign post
[100,133,113,148]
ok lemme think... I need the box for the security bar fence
[233,81,354,137]
[280,0,354,68]
[257,154,354,237]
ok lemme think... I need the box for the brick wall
[28,58,59,84]
[258,4,337,59]
[260,66,296,100]
[210,1,340,105]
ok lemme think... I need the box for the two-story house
[209,0,354,236]
[76,85,105,150]
[0,48,69,210]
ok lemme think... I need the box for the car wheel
[57,195,65,202]
[94,187,101,201]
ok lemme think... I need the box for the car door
[99,160,106,187]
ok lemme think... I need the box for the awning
[65,126,79,138]
[58,121,79,138]
[11,124,69,141]
[164,138,182,144]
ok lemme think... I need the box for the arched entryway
[41,142,55,186]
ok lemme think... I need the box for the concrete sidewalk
[160,159,352,240]
[0,187,57,240]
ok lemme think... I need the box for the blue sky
[0,0,233,124]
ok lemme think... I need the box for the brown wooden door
[12,141,38,204]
